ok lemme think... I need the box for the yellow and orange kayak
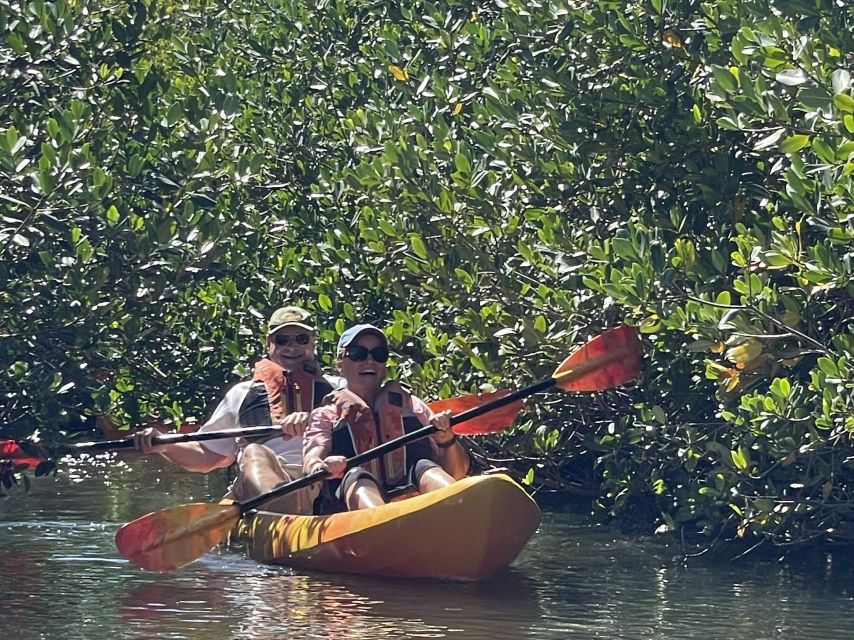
[229,474,539,581]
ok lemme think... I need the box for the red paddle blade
[429,390,522,435]
[552,325,642,392]
[0,439,45,470]
[115,503,239,572]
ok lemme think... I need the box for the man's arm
[131,429,235,472]
[154,441,233,472]
[131,383,246,472]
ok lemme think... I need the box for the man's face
[338,332,388,399]
[267,326,316,369]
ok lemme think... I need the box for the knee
[240,443,277,466]
[338,467,380,498]
[414,460,454,491]
[412,459,442,484]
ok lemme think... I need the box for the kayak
[228,473,540,581]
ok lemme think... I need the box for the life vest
[252,358,331,422]
[328,381,432,488]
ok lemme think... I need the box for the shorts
[336,458,441,502]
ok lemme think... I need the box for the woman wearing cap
[303,323,470,512]
[132,306,342,515]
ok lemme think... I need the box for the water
[1,454,851,639]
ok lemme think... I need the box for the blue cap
[337,324,388,353]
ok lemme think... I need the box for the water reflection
[1,456,853,640]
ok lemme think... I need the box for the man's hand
[132,427,166,453]
[281,411,310,438]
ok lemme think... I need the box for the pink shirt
[304,393,434,455]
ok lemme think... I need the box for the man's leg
[232,443,316,514]
[237,443,287,494]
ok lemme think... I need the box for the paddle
[0,427,284,471]
[0,388,520,472]
[115,325,641,572]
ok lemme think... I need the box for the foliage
[1,0,851,548]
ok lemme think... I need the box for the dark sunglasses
[345,345,390,363]
[273,333,311,346]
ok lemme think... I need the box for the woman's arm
[302,406,336,475]
[412,396,472,479]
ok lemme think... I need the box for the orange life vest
[252,358,327,421]
[329,381,426,487]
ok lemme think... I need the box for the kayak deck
[229,474,540,581]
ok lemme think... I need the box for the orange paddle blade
[115,503,239,572]
[428,390,522,435]
[552,325,642,392]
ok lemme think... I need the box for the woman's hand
[429,409,455,445]
[281,411,310,438]
[307,455,347,479]
[132,427,165,453]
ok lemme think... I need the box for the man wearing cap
[303,323,470,512]
[132,306,342,514]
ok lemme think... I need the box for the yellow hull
[230,474,540,581]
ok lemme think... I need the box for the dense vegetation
[1,0,851,551]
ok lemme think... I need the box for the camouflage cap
[267,306,314,335]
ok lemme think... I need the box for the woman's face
[338,332,388,399]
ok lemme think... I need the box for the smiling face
[338,332,388,402]
[266,326,316,370]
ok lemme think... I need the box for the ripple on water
[2,460,853,639]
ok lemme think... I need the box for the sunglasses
[345,345,390,363]
[273,333,311,346]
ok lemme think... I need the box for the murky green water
[1,454,851,639]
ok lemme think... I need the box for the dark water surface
[1,455,851,639]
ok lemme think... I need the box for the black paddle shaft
[67,426,281,453]
[239,376,557,513]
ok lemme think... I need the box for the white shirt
[197,375,344,464]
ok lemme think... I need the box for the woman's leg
[339,468,386,510]
[413,459,455,493]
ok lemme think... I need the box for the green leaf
[454,152,471,175]
[163,102,184,127]
[811,137,836,163]
[780,134,810,154]
[817,357,838,376]
[469,353,486,370]
[611,237,636,260]
[105,204,120,226]
[522,467,534,485]
[731,447,749,471]
[711,65,738,93]
[409,235,429,260]
[833,93,854,114]
[318,293,332,311]
[454,268,474,286]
